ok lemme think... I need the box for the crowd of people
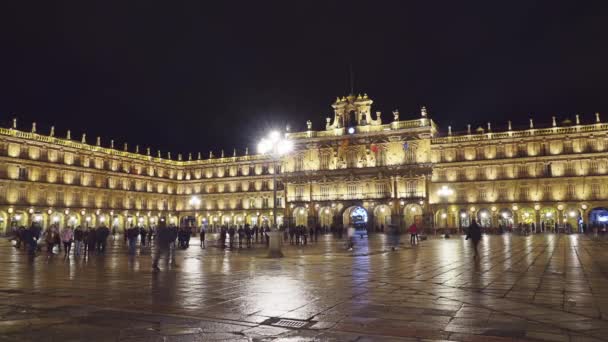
[10,224,111,256]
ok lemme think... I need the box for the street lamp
[258,130,293,258]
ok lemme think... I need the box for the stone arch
[458,209,470,228]
[318,206,333,228]
[477,208,492,228]
[564,206,581,231]
[498,208,514,228]
[589,207,608,227]
[539,207,557,230]
[111,214,125,232]
[518,207,535,225]
[97,213,110,227]
[235,214,246,226]
[342,206,368,228]
[373,204,391,228]
[435,208,448,228]
[403,203,422,227]
[293,206,308,226]
[11,211,28,228]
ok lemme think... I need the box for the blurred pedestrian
[153,221,173,271]
[74,225,84,256]
[409,223,419,245]
[61,226,74,256]
[199,224,206,248]
[466,219,482,258]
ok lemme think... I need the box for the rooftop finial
[147,147,151,156]
[31,122,36,133]
[178,153,182,161]
[157,150,161,158]
[81,133,86,144]
[188,152,192,161]
[552,116,557,127]
[392,109,399,121]
[306,120,312,130]
[508,120,512,130]
[96,136,101,146]
[487,122,491,132]
[123,142,128,151]
[576,114,580,125]
[135,145,139,154]
[12,118,17,129]
[245,147,249,155]
[168,152,172,160]
[66,130,71,140]
[421,106,427,117]
[110,139,114,149]
[197,152,201,160]
[529,118,534,129]
[221,149,225,158]
[448,125,452,136]
[467,124,471,135]
[596,112,601,123]
[233,148,236,157]
[209,151,214,158]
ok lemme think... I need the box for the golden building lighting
[0,94,606,232]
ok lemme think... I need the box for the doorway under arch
[373,204,391,228]
[343,206,368,228]
[589,207,608,226]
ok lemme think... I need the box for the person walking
[346,225,355,251]
[74,225,84,256]
[140,226,148,247]
[466,219,482,258]
[97,225,110,253]
[237,226,244,248]
[61,226,74,256]
[127,225,138,255]
[153,221,172,271]
[228,226,236,249]
[408,223,419,246]
[45,227,57,253]
[199,224,206,248]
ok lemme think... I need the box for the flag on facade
[403,142,409,150]
[370,144,378,153]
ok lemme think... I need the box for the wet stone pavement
[0,233,608,341]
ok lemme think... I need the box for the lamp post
[258,131,293,258]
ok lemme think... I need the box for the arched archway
[403,204,422,227]
[318,206,333,228]
[293,207,308,226]
[540,207,557,231]
[477,209,492,228]
[564,207,581,232]
[458,209,470,228]
[373,204,391,229]
[343,206,368,228]
[589,207,608,228]
[498,209,513,229]
[435,209,448,228]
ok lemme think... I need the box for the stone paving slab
[0,234,608,341]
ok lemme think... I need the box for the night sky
[1,2,607,157]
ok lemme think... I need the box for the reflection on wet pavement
[1,233,608,341]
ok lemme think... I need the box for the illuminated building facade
[1,94,607,233]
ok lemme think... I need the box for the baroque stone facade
[1,94,606,233]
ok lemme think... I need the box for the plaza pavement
[0,233,607,341]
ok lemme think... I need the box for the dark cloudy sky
[0,1,607,157]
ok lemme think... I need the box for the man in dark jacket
[153,221,173,271]
[466,219,482,258]
[97,225,110,253]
